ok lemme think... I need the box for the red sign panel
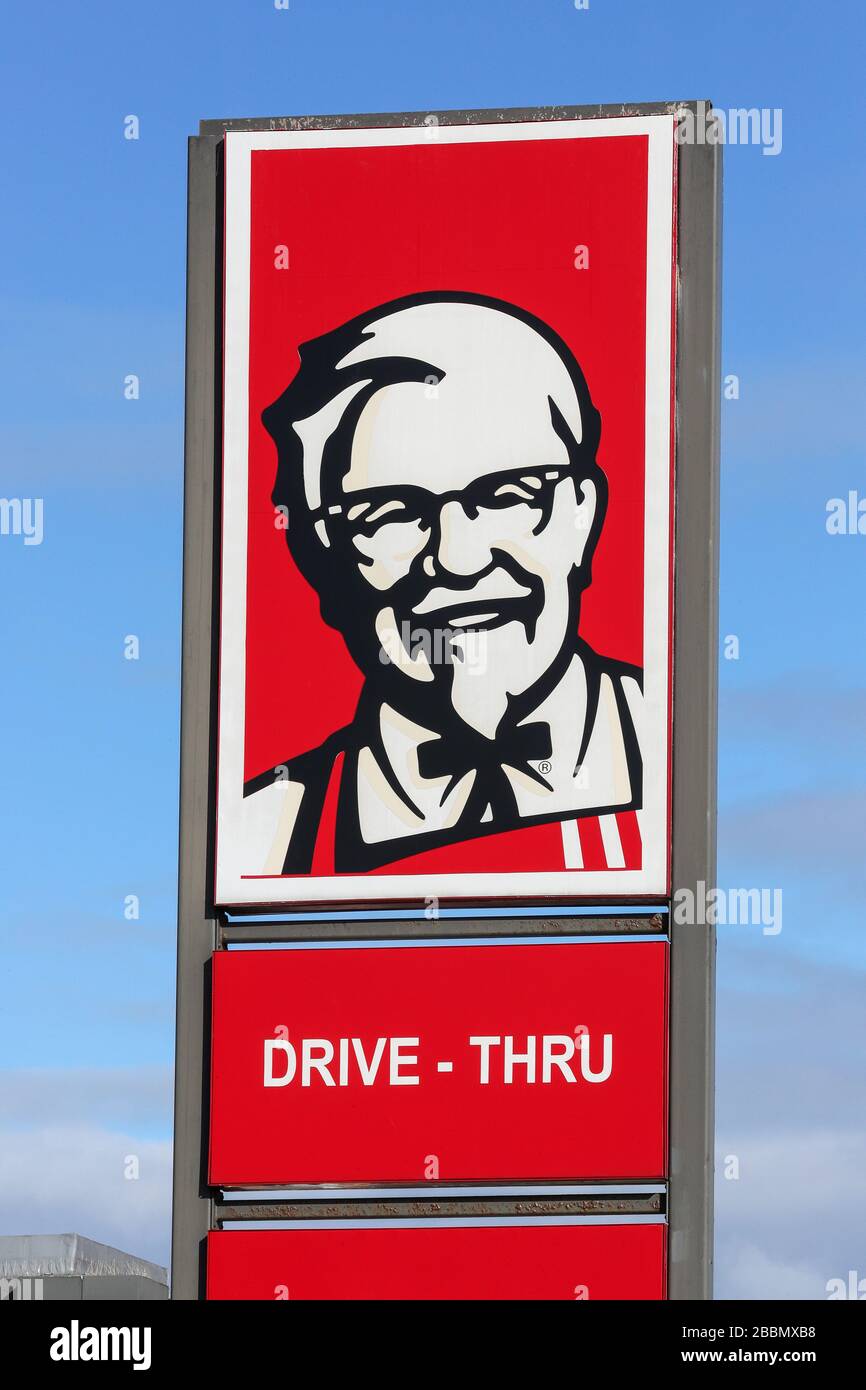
[207,1224,666,1301]
[209,940,667,1185]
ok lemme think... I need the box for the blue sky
[1,0,864,1297]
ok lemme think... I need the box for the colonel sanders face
[265,294,607,740]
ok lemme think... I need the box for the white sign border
[215,115,675,906]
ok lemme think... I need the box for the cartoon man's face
[270,297,603,738]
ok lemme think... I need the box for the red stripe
[616,810,643,870]
[577,816,606,871]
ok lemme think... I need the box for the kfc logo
[215,118,675,904]
[246,292,642,873]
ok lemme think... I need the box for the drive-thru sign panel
[209,940,668,1186]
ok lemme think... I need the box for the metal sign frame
[171,102,719,1300]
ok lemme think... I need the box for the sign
[172,103,719,1303]
[214,114,677,907]
[206,1223,666,1301]
[209,940,668,1185]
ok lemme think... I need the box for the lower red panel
[207,1223,666,1301]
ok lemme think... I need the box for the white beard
[445,613,569,739]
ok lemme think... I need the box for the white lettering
[469,1035,500,1084]
[49,1323,151,1372]
[389,1038,420,1086]
[579,1032,613,1083]
[542,1035,577,1083]
[301,1039,335,1086]
[263,1039,296,1086]
[351,1036,387,1084]
[504,1035,536,1084]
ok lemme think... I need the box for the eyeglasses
[312,464,575,540]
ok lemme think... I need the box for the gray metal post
[667,124,722,1300]
[170,132,221,1300]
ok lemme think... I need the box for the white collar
[354,652,639,846]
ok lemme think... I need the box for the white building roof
[0,1233,167,1284]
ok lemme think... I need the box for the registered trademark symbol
[538,760,552,775]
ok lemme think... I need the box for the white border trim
[221,1215,667,1229]
[216,116,674,907]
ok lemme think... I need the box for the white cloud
[717,1241,820,1301]
[715,1128,866,1299]
[0,1126,171,1270]
[0,1066,172,1131]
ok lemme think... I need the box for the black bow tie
[416,722,552,823]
